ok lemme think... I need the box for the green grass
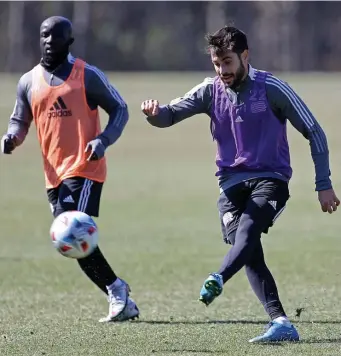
[1,72,341,356]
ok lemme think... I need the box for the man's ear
[241,49,249,62]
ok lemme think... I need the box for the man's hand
[141,100,160,116]
[318,188,340,214]
[85,138,106,161]
[1,134,17,154]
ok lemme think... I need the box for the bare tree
[6,1,25,72]
[72,1,91,59]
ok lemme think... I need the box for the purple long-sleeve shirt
[146,65,332,192]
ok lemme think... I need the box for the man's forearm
[98,105,129,147]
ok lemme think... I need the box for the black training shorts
[217,178,290,244]
[47,177,103,218]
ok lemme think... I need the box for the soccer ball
[50,211,99,259]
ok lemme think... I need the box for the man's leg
[47,187,59,216]
[240,235,298,342]
[201,178,299,341]
[245,242,286,320]
[57,177,138,322]
[246,240,298,342]
[211,179,289,284]
[199,182,248,305]
[244,180,298,342]
[200,201,269,305]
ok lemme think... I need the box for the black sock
[245,242,286,320]
[77,246,117,295]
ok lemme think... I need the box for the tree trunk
[72,1,91,59]
[6,1,25,72]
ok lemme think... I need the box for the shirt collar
[67,53,74,62]
[248,64,255,80]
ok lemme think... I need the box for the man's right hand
[1,134,17,154]
[318,188,340,214]
[141,100,160,116]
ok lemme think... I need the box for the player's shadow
[299,337,341,344]
[156,350,229,354]
[135,319,341,325]
[154,339,341,352]
[136,320,264,325]
[250,338,341,346]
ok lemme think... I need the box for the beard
[229,60,247,89]
[221,58,247,89]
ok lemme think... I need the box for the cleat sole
[199,278,223,306]
[204,280,222,296]
[198,296,210,306]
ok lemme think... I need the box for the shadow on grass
[134,319,341,325]
[152,339,341,354]
[154,344,285,353]
[153,350,228,354]
[299,337,341,344]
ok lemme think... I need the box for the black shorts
[47,177,103,218]
[217,178,290,244]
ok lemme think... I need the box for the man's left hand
[85,138,106,161]
[318,188,340,214]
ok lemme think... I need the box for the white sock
[273,316,291,326]
[107,277,123,290]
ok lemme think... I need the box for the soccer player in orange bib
[1,16,138,322]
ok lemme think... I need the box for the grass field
[0,72,341,356]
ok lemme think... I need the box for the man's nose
[45,35,53,44]
[220,65,228,76]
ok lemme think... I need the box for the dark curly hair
[205,26,248,55]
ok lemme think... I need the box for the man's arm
[144,77,214,127]
[265,75,331,192]
[7,73,33,146]
[85,66,129,147]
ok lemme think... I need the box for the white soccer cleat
[99,298,139,323]
[99,278,130,322]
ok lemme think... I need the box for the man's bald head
[40,16,73,38]
[40,16,75,70]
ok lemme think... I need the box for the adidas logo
[269,200,277,209]
[48,97,72,119]
[63,195,75,204]
[235,116,243,122]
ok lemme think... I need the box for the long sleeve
[145,77,214,128]
[84,65,129,147]
[266,75,331,191]
[7,72,33,146]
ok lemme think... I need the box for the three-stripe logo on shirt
[48,96,72,119]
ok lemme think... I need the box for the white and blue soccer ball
[50,211,99,259]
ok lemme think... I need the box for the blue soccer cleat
[199,273,223,306]
[249,321,300,343]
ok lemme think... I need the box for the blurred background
[1,2,341,355]
[1,0,341,73]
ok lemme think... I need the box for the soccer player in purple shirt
[141,26,339,343]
